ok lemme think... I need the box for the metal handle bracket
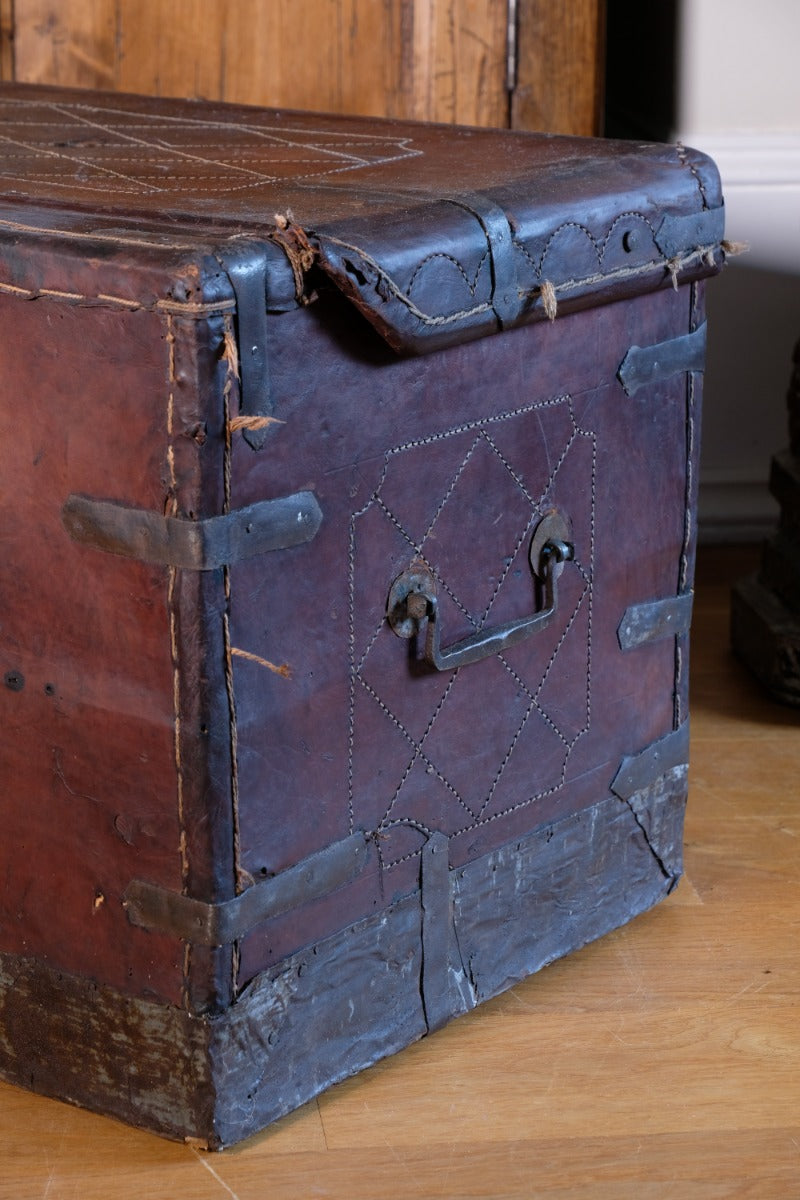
[387,512,573,671]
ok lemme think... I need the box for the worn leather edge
[617,592,694,650]
[61,491,322,569]
[312,203,724,356]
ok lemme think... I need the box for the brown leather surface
[229,280,703,987]
[0,234,242,1010]
[0,84,721,226]
[0,84,723,353]
[0,85,712,1013]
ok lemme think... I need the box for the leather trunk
[0,85,724,1147]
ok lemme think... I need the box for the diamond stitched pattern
[348,397,595,870]
[0,99,421,198]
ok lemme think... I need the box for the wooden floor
[1,545,798,1199]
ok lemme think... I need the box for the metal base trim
[0,774,687,1148]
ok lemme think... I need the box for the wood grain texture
[0,0,14,79]
[512,0,606,134]
[1,545,798,1198]
[9,0,509,127]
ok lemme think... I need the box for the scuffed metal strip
[623,766,688,889]
[610,722,690,801]
[617,323,707,396]
[220,243,274,450]
[655,206,725,258]
[419,833,455,1032]
[444,193,519,327]
[62,490,322,569]
[617,592,694,650]
[123,832,370,946]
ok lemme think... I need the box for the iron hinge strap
[62,490,322,570]
[123,832,371,946]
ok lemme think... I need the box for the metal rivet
[622,230,638,253]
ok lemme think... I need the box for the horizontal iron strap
[610,723,690,801]
[655,206,725,258]
[617,322,707,397]
[62,490,322,569]
[617,592,694,650]
[123,832,370,946]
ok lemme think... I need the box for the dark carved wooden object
[731,339,800,704]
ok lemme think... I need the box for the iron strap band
[123,832,371,946]
[221,242,274,450]
[617,592,694,650]
[62,489,322,570]
[655,205,725,259]
[420,832,456,1033]
[610,723,690,802]
[444,193,518,328]
[617,323,707,396]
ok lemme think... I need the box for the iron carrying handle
[387,511,573,672]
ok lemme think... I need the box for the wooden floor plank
[1,544,798,1199]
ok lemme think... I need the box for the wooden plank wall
[0,1,604,135]
[512,0,605,137]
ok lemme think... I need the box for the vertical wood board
[9,0,510,128]
[512,0,605,135]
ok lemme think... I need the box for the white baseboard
[677,128,799,542]
[698,477,779,545]
[676,129,800,272]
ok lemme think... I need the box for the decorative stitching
[0,213,212,253]
[533,581,591,704]
[0,98,422,203]
[347,513,357,836]
[407,249,491,297]
[527,209,659,277]
[326,237,715,329]
[479,429,536,506]
[220,314,244,911]
[585,427,597,732]
[499,656,574,750]
[356,675,475,822]
[321,234,493,326]
[419,434,483,545]
[350,393,596,866]
[386,395,569,456]
[373,497,474,621]
[0,274,236,316]
[675,142,709,211]
[479,515,536,626]
[164,312,190,1010]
